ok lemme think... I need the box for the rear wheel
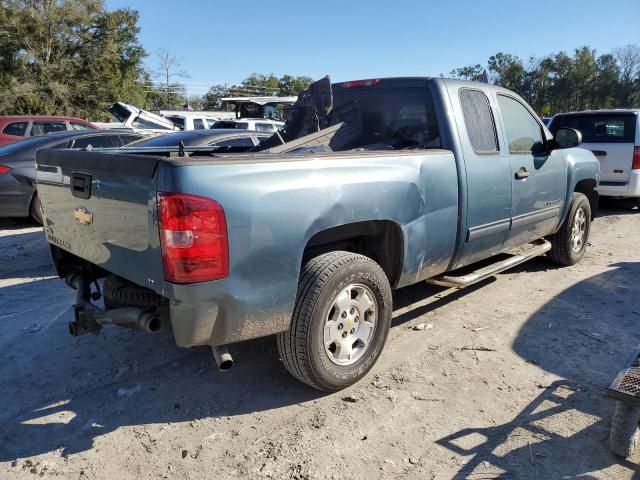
[277,251,392,391]
[29,194,43,224]
[548,192,591,266]
[610,400,640,458]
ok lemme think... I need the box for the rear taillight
[0,165,11,174]
[157,192,228,283]
[633,146,640,170]
[340,79,380,88]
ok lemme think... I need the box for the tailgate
[581,141,635,183]
[36,149,164,289]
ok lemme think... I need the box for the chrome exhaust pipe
[212,345,233,371]
[136,311,163,333]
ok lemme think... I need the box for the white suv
[211,118,284,133]
[549,110,640,207]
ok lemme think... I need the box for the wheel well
[574,178,598,218]
[303,220,404,288]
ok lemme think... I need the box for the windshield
[550,113,637,143]
[331,86,441,150]
[107,103,132,123]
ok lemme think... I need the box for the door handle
[515,168,530,180]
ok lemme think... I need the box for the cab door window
[497,95,544,154]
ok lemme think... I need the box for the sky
[106,0,640,97]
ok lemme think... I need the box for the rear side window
[71,136,117,149]
[31,121,67,136]
[235,122,250,130]
[460,89,498,153]
[119,134,143,145]
[255,123,276,132]
[2,122,28,136]
[210,137,255,152]
[211,121,237,129]
[206,119,217,128]
[497,95,543,154]
[549,114,636,143]
[213,137,254,147]
[70,122,92,131]
[193,119,205,130]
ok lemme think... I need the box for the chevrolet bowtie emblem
[74,207,93,225]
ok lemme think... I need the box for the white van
[549,110,640,207]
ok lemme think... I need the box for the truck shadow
[436,262,640,478]
[0,243,485,461]
[1,222,638,472]
[437,379,639,479]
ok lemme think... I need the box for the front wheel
[277,251,392,391]
[548,192,591,266]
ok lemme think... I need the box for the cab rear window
[550,114,636,143]
[332,86,441,150]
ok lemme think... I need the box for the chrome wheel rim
[323,283,377,366]
[571,207,587,253]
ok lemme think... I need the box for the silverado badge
[74,207,93,226]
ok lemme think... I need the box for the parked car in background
[157,111,227,131]
[211,118,285,133]
[37,76,599,391]
[548,110,639,208]
[93,102,179,134]
[126,129,270,149]
[0,130,143,223]
[0,116,97,146]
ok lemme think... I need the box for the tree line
[0,1,313,119]
[2,1,639,119]
[450,45,640,115]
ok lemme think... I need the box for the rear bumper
[165,281,291,348]
[598,169,640,198]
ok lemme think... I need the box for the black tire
[103,274,162,310]
[548,192,591,266]
[29,194,43,225]
[610,401,640,458]
[277,251,392,392]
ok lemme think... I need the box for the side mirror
[555,127,582,149]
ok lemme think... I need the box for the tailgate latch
[71,172,92,199]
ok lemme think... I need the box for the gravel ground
[0,203,639,479]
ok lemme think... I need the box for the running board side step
[426,239,551,289]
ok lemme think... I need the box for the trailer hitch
[65,274,164,336]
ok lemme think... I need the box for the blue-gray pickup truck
[36,77,599,391]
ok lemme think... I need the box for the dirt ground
[0,202,639,480]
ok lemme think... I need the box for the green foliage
[0,0,148,119]
[202,74,313,111]
[451,44,640,114]
[6,2,635,120]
